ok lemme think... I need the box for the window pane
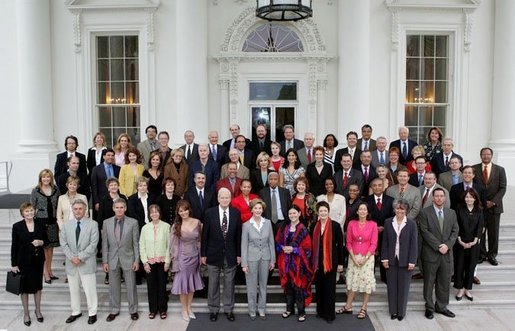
[97,60,109,82]
[406,35,420,57]
[421,81,435,103]
[423,58,434,80]
[405,106,417,126]
[435,36,447,57]
[251,107,272,141]
[419,106,433,126]
[406,58,419,80]
[249,82,297,100]
[423,35,435,57]
[110,59,124,81]
[112,107,127,127]
[99,128,113,147]
[435,58,447,80]
[434,81,447,103]
[242,24,303,52]
[110,36,123,58]
[97,37,109,58]
[126,127,140,145]
[97,82,109,104]
[98,106,112,127]
[434,106,446,126]
[405,81,420,103]
[127,106,140,127]
[126,82,139,104]
[125,36,139,58]
[125,59,139,81]
[110,82,125,102]
[275,107,295,142]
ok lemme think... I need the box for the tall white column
[490,0,515,176]
[176,1,208,142]
[337,0,370,141]
[16,0,57,153]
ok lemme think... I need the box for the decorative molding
[70,9,82,53]
[385,0,480,10]
[145,7,156,51]
[463,9,473,52]
[65,0,160,10]
[390,8,400,51]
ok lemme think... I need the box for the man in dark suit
[356,150,377,196]
[418,188,458,320]
[201,188,242,322]
[186,171,216,221]
[180,130,199,165]
[55,135,87,177]
[408,156,428,187]
[259,172,291,234]
[222,124,250,151]
[449,165,486,211]
[431,138,463,176]
[216,162,242,197]
[357,124,376,152]
[367,178,394,283]
[333,153,364,199]
[389,126,417,165]
[57,155,90,200]
[279,124,304,156]
[207,130,227,171]
[473,147,507,265]
[155,131,172,166]
[188,144,220,192]
[234,135,255,170]
[334,131,362,173]
[249,124,272,157]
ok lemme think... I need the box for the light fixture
[256,0,312,22]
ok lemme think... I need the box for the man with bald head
[207,130,227,170]
[188,144,220,192]
[297,132,315,168]
[222,124,250,151]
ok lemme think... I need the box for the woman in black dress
[309,201,344,323]
[156,177,181,224]
[305,146,333,197]
[143,151,164,197]
[30,169,59,284]
[454,188,484,301]
[11,202,47,326]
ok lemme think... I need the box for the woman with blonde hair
[114,133,134,167]
[56,176,89,230]
[250,152,273,194]
[87,131,107,174]
[406,145,431,175]
[119,147,145,197]
[163,148,189,198]
[30,169,60,284]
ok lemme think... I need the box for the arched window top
[242,23,304,52]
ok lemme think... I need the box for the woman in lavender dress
[170,200,204,322]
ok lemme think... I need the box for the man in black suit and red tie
[389,127,418,165]
[201,188,242,322]
[473,147,507,266]
[333,153,364,199]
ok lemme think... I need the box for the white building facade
[0,0,512,192]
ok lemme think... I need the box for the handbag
[6,271,23,295]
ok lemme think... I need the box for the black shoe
[88,315,97,324]
[106,313,119,322]
[397,315,404,321]
[473,276,481,285]
[391,314,398,320]
[477,256,485,264]
[65,313,82,323]
[209,313,218,321]
[23,317,31,326]
[456,294,463,301]
[104,275,109,285]
[35,310,44,323]
[412,273,423,279]
[225,312,235,321]
[131,312,139,320]
[121,277,125,283]
[436,308,455,318]
[488,257,498,266]
[50,276,59,280]
[425,310,434,319]
[44,278,52,284]
[465,293,474,301]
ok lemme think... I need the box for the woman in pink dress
[170,200,204,322]
[337,202,378,320]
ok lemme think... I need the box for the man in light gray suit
[386,169,422,219]
[371,136,390,169]
[102,198,140,322]
[419,172,450,209]
[60,199,99,325]
[137,125,158,169]
[418,188,458,320]
[437,155,463,191]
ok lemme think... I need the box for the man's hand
[71,257,81,265]
[103,263,109,273]
[132,262,139,271]
[438,244,449,255]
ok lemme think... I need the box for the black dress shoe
[473,276,481,285]
[425,310,434,319]
[131,312,139,320]
[412,273,423,279]
[24,318,31,326]
[44,279,52,284]
[88,315,97,324]
[50,276,59,280]
[225,312,235,321]
[209,313,218,321]
[488,257,498,266]
[106,313,119,322]
[477,256,485,264]
[397,315,404,321]
[65,313,82,323]
[391,314,398,320]
[465,293,474,301]
[436,308,455,318]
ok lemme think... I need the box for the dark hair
[461,187,483,210]
[158,131,169,139]
[293,176,310,193]
[462,165,475,175]
[415,156,426,163]
[480,147,493,155]
[105,147,115,155]
[361,124,372,131]
[313,146,325,155]
[316,200,330,213]
[162,177,177,192]
[148,204,161,221]
[240,179,252,188]
[395,199,410,211]
[173,200,191,238]
[357,201,371,220]
[148,150,162,169]
[145,125,157,134]
[324,177,337,194]
[432,187,446,197]
[288,204,302,214]
[282,148,301,169]
[124,147,142,164]
[235,134,246,143]
[323,134,339,148]
[346,131,358,139]
[426,127,443,143]
[64,135,79,149]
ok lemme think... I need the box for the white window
[242,23,303,52]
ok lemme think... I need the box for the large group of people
[9,123,507,326]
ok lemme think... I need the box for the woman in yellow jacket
[119,147,145,197]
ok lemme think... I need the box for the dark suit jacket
[90,163,121,205]
[431,152,463,176]
[334,148,362,173]
[259,186,292,222]
[366,194,395,228]
[279,139,304,156]
[473,163,507,214]
[381,217,418,267]
[209,144,227,170]
[216,177,242,198]
[201,206,242,267]
[356,165,378,196]
[86,148,107,175]
[222,137,250,151]
[154,147,172,166]
[11,219,47,271]
[185,187,216,221]
[98,193,127,223]
[126,193,155,229]
[333,168,364,199]
[357,138,377,152]
[54,151,87,177]
[238,149,255,170]
[305,162,334,197]
[449,182,486,211]
[57,171,90,200]
[389,139,418,165]
[181,143,200,165]
[409,172,426,187]
[249,138,272,157]
[418,206,459,263]
[188,159,220,192]
[250,168,272,194]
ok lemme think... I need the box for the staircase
[1,188,514,315]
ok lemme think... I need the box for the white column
[16,0,57,153]
[176,1,208,142]
[219,79,230,141]
[490,0,515,177]
[337,0,370,140]
[317,79,327,143]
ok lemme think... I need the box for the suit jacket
[241,217,276,266]
[102,216,140,270]
[333,168,364,199]
[249,138,272,157]
[56,193,89,229]
[418,184,450,209]
[90,163,121,205]
[409,172,426,187]
[220,163,250,180]
[137,139,157,169]
[380,217,418,267]
[127,193,155,229]
[431,152,463,176]
[54,151,88,177]
[185,187,216,221]
[216,177,242,197]
[223,137,251,151]
[389,139,418,165]
[181,143,200,165]
[356,165,378,196]
[418,206,459,263]
[86,147,107,175]
[188,159,220,192]
[237,149,255,170]
[98,193,127,223]
[163,159,189,197]
[366,194,395,228]
[60,217,99,276]
[371,150,389,169]
[385,184,422,219]
[473,163,507,214]
[437,171,463,192]
[259,186,292,222]
[57,171,90,200]
[11,219,47,271]
[250,168,272,194]
[334,148,362,173]
[297,147,314,169]
[305,162,333,197]
[279,139,304,156]
[209,144,228,170]
[357,138,377,152]
[449,182,486,211]
[201,206,242,267]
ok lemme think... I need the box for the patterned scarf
[312,219,333,273]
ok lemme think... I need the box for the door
[250,106,295,142]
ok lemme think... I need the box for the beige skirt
[346,254,376,294]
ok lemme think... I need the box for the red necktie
[422,188,430,206]
[307,149,312,163]
[343,171,348,188]
[364,166,369,182]
[376,197,382,211]
[483,165,488,184]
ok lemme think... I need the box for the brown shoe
[473,276,481,285]
[106,313,119,322]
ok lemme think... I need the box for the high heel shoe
[23,317,31,326]
[44,278,52,284]
[35,311,44,323]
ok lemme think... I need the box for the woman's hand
[144,263,151,273]
[11,266,20,273]
[242,266,249,274]
[382,261,389,269]
[31,239,43,247]
[269,262,275,271]
[336,264,344,273]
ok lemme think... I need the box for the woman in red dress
[231,179,259,223]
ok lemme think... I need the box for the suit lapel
[430,209,443,236]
